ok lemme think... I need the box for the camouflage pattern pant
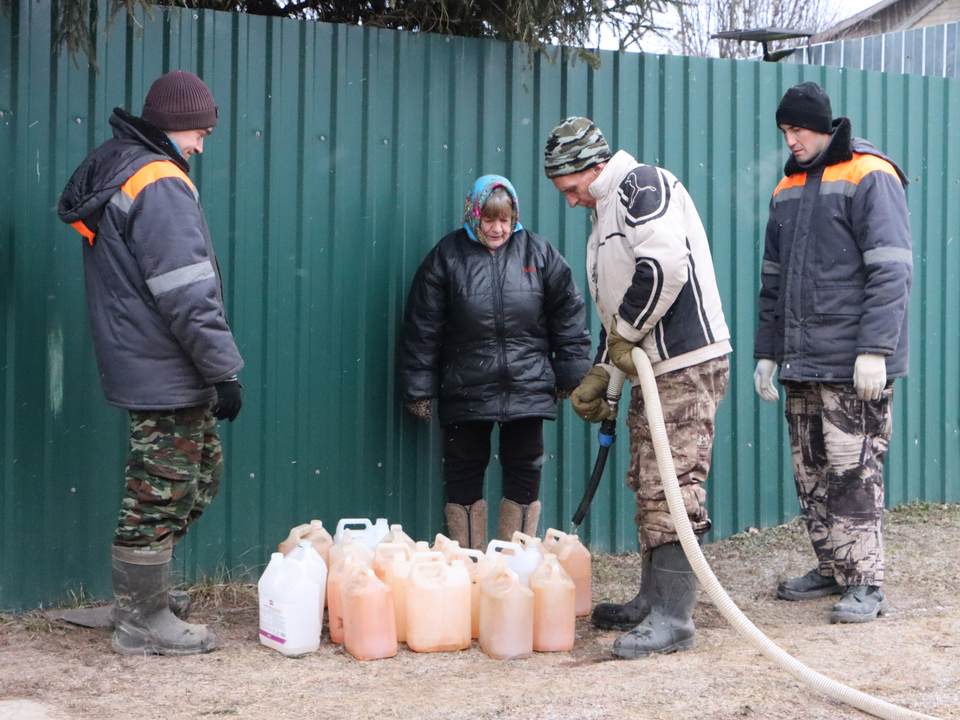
[626,356,729,556]
[784,381,893,587]
[115,405,223,548]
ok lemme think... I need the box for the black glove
[212,380,242,422]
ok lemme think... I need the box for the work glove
[753,359,779,403]
[607,318,639,377]
[212,379,243,422]
[406,399,432,421]
[853,353,887,401]
[571,366,612,423]
[556,388,573,403]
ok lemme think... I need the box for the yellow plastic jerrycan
[406,559,471,652]
[554,532,592,617]
[342,565,398,661]
[529,553,576,652]
[327,547,365,644]
[479,564,534,660]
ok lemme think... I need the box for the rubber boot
[612,542,698,659]
[444,500,487,551]
[111,543,217,656]
[591,554,654,631]
[498,499,541,541]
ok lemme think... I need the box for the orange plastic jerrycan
[328,528,375,570]
[378,524,417,553]
[431,533,462,564]
[406,560,471,652]
[342,565,398,661]
[555,533,592,617]
[453,548,487,639]
[327,548,364,644]
[485,540,542,587]
[278,520,334,566]
[511,531,543,554]
[382,551,413,643]
[541,527,566,557]
[373,543,413,583]
[529,553,576,652]
[479,564,534,660]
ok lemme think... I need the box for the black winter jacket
[397,228,591,426]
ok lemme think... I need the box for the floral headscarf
[462,175,523,248]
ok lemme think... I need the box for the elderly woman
[398,175,591,550]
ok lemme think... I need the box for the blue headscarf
[462,175,523,248]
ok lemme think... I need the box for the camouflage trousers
[115,405,223,548]
[784,381,893,587]
[626,356,729,556]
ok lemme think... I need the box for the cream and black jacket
[587,150,731,377]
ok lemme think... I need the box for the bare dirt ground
[2,502,959,720]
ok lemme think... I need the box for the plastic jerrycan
[327,548,364,644]
[286,541,328,634]
[373,543,413,583]
[334,518,390,551]
[378,524,417,553]
[479,564,534,660]
[430,533,462,564]
[342,565,398,661]
[382,551,413,643]
[279,521,334,567]
[528,554,576,652]
[406,560,471,652]
[328,528,375,570]
[485,540,542,587]
[541,528,567,557]
[555,533,592,617]
[452,548,487,639]
[511,531,543,554]
[258,553,321,656]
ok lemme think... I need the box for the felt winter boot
[498,499,541,541]
[612,542,698,659]
[444,500,487,550]
[110,543,217,656]
[591,554,654,631]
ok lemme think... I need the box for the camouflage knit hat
[543,117,612,179]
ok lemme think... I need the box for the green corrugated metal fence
[2,1,959,612]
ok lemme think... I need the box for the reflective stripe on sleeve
[145,260,215,296]
[863,247,913,266]
[762,259,780,275]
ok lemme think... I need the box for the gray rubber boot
[613,542,698,659]
[591,554,654,631]
[111,544,217,656]
[444,500,487,551]
[498,499,541,541]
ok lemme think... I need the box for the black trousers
[442,417,544,506]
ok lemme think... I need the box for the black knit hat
[142,71,218,131]
[776,82,833,134]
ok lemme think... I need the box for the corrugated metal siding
[2,3,959,611]
[788,22,960,78]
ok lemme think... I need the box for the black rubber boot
[591,554,654,631]
[612,542,698,659]
[111,544,217,656]
[830,585,888,624]
[776,568,843,601]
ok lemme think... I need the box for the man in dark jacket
[544,118,731,660]
[754,82,912,624]
[58,71,244,655]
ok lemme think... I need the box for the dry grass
[1,502,959,720]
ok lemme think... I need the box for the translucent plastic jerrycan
[278,520,334,569]
[286,541,328,633]
[373,542,413,583]
[258,552,320,656]
[406,560,471,653]
[529,554,576,652]
[334,518,390,551]
[554,532,592,617]
[342,565,398,661]
[511,531,543,554]
[541,528,567,557]
[485,540,542,587]
[328,528,375,570]
[382,552,413,643]
[327,548,365,644]
[452,548,489,640]
[377,524,417,553]
[479,564,534,660]
[430,533,462,564]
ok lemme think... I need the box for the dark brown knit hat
[142,71,218,131]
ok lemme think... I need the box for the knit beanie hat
[142,71,218,131]
[775,82,833,134]
[543,117,612,178]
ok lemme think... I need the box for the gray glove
[853,353,886,401]
[753,360,778,403]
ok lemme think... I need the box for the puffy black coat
[398,228,591,425]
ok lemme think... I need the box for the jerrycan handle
[544,528,567,543]
[511,531,540,547]
[335,518,374,539]
[409,560,448,582]
[410,551,446,564]
[374,542,412,562]
[486,540,522,558]
[453,548,484,565]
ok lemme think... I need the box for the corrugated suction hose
[630,347,940,720]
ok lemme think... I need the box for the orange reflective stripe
[121,160,194,201]
[772,172,806,197]
[71,220,96,245]
[822,153,900,185]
